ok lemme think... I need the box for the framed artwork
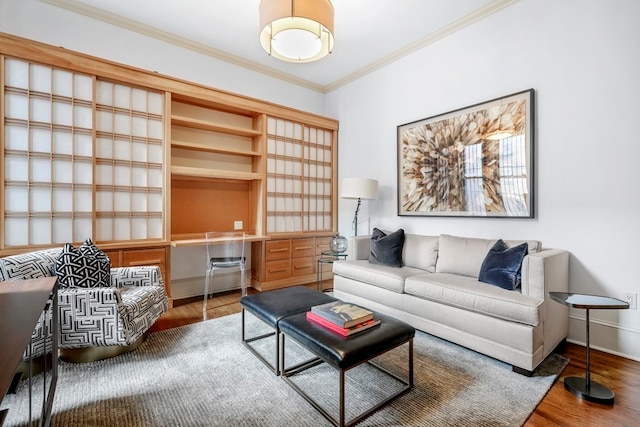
[397,89,534,218]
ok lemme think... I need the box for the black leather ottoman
[279,310,415,427]
[240,286,337,375]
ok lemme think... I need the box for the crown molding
[324,0,521,92]
[42,0,520,94]
[40,0,325,93]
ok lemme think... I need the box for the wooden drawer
[292,238,314,258]
[122,248,167,285]
[123,248,166,270]
[265,259,291,281]
[265,240,291,261]
[103,250,122,266]
[315,237,331,255]
[291,256,315,277]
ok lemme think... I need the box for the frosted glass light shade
[340,178,378,200]
[259,0,335,63]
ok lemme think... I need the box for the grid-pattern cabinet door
[266,117,334,234]
[2,58,94,247]
[1,57,166,250]
[94,81,165,242]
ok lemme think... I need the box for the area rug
[2,313,567,426]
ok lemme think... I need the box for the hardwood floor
[150,286,640,427]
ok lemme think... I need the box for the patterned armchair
[0,246,168,362]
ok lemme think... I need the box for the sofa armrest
[521,248,570,356]
[110,266,164,288]
[347,235,371,260]
[520,249,569,300]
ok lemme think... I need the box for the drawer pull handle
[269,248,288,253]
[294,264,312,269]
[269,268,288,273]
[294,246,312,251]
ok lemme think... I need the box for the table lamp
[340,178,378,236]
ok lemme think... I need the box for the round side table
[549,292,629,404]
[316,250,347,292]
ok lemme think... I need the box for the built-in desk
[0,277,58,427]
[171,234,270,247]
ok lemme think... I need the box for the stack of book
[306,301,381,336]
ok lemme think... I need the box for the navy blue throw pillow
[369,228,405,267]
[478,240,528,290]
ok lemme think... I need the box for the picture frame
[397,89,535,218]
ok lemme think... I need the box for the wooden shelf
[171,114,262,137]
[171,166,262,181]
[171,140,261,157]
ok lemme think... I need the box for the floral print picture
[397,89,534,218]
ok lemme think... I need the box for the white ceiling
[43,0,518,93]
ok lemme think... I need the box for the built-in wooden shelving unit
[1,31,339,296]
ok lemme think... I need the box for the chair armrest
[347,236,371,260]
[110,266,164,288]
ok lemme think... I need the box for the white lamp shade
[259,0,335,63]
[340,178,378,200]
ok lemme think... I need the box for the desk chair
[203,231,247,312]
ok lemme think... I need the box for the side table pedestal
[549,292,629,405]
[316,250,347,292]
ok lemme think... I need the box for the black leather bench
[240,286,337,375]
[279,310,415,427]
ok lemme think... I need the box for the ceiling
[43,0,518,93]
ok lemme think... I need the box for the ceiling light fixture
[259,0,335,63]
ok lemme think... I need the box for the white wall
[327,0,640,360]
[0,0,327,115]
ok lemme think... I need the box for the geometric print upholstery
[0,249,60,361]
[57,278,168,348]
[1,248,169,359]
[55,242,111,288]
[110,265,164,288]
[0,248,62,281]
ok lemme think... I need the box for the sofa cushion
[479,240,528,290]
[55,243,111,288]
[369,228,405,267]
[0,248,62,281]
[436,234,540,278]
[404,273,541,326]
[333,260,424,294]
[436,234,495,277]
[403,234,438,272]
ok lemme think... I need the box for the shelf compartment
[171,166,261,181]
[171,140,260,157]
[171,178,254,236]
[171,114,261,137]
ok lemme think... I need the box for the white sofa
[332,233,569,374]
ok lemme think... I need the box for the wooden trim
[0,55,5,250]
[163,91,172,242]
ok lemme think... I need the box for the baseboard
[170,270,249,300]
[568,314,640,362]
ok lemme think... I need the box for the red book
[306,311,381,336]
